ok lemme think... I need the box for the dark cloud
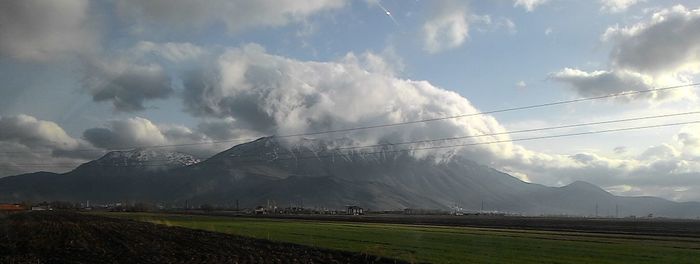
[82,128,121,149]
[0,0,96,61]
[553,5,700,102]
[182,70,276,133]
[196,118,258,141]
[115,0,346,34]
[83,59,173,112]
[606,5,700,74]
[550,68,653,98]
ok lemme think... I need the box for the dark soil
[0,211,407,264]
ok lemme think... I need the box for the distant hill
[1,137,699,218]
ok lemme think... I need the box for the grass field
[103,213,700,264]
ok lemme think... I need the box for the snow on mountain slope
[84,149,201,169]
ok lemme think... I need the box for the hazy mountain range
[1,137,699,218]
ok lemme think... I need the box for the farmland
[0,212,404,264]
[106,212,700,264]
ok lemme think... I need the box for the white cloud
[600,0,640,13]
[83,117,168,149]
[115,0,346,34]
[503,124,700,201]
[82,117,224,158]
[677,125,700,157]
[554,5,700,102]
[501,18,517,34]
[0,114,95,177]
[544,27,553,35]
[0,0,97,61]
[471,15,517,34]
[0,115,80,151]
[639,143,679,160]
[514,0,549,12]
[422,0,469,53]
[182,44,515,161]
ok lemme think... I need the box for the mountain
[1,137,699,218]
[0,149,200,202]
[84,148,201,168]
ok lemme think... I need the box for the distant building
[346,205,363,215]
[0,204,25,213]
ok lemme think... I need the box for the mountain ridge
[1,137,699,218]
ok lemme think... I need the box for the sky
[2,0,700,201]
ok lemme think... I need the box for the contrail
[374,0,399,26]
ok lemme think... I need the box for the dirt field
[0,211,406,264]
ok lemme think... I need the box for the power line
[106,110,700,160]
[0,163,185,168]
[1,82,697,155]
[5,110,699,164]
[231,120,700,163]
[0,138,254,155]
[272,82,700,137]
[252,110,700,154]
[4,119,699,168]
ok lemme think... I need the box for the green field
[102,213,700,264]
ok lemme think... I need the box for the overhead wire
[6,110,700,163]
[1,82,698,155]
[4,119,700,168]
